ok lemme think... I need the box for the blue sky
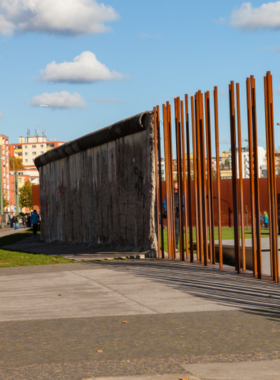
[1,0,280,153]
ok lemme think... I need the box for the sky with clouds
[1,0,280,151]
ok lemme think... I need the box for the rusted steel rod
[162,104,172,259]
[265,72,279,282]
[185,95,194,262]
[195,93,204,263]
[191,96,199,262]
[167,101,176,259]
[198,91,208,265]
[264,76,274,279]
[246,78,257,277]
[157,105,165,259]
[250,76,262,278]
[214,87,223,269]
[180,99,189,259]
[236,83,246,271]
[174,97,185,261]
[153,107,161,258]
[205,91,215,264]
[229,81,241,273]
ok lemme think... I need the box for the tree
[2,191,10,210]
[9,156,24,170]
[19,181,33,209]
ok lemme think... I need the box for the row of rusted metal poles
[153,71,279,283]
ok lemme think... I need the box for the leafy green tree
[19,181,33,209]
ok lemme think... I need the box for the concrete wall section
[39,112,157,251]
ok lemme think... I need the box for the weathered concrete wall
[37,112,157,252]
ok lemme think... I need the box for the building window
[47,144,54,148]
[32,145,36,148]
[25,145,28,148]
[25,153,28,156]
[32,152,36,155]
[25,159,28,163]
[40,145,44,148]
[40,151,44,154]
[18,178,22,183]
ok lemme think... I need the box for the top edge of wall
[35,111,153,169]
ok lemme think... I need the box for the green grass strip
[0,230,75,268]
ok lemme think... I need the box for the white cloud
[0,0,119,36]
[0,112,3,118]
[38,51,124,83]
[30,91,87,109]
[230,1,280,30]
[91,98,125,104]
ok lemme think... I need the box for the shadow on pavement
[85,260,280,320]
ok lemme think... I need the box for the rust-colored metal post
[264,76,274,279]
[167,102,176,260]
[214,87,223,269]
[162,104,172,259]
[180,99,189,259]
[174,97,185,261]
[153,107,161,258]
[246,78,257,277]
[198,91,208,265]
[250,76,262,278]
[185,95,194,262]
[205,91,215,264]
[265,72,279,282]
[157,105,165,259]
[191,96,199,261]
[229,81,241,273]
[236,84,246,271]
[195,93,204,263]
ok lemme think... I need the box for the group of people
[9,210,41,235]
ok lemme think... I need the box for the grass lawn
[161,226,271,252]
[0,230,75,268]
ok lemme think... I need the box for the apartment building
[10,131,65,168]
[0,134,11,206]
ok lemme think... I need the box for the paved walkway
[0,226,29,238]
[0,257,280,379]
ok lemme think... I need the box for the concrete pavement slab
[183,359,280,379]
[0,263,238,322]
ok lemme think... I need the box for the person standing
[31,210,40,235]
[13,215,18,230]
[264,212,269,229]
[163,181,184,252]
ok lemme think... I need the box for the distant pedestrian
[31,210,40,235]
[264,212,269,229]
[13,215,18,230]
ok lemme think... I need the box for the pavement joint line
[71,270,159,314]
